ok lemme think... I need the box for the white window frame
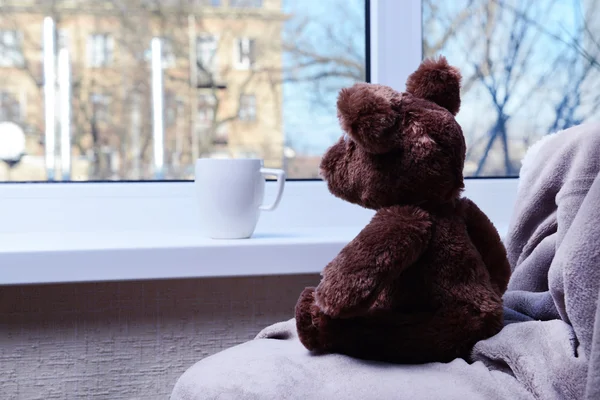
[0,0,518,285]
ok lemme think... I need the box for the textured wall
[0,274,319,400]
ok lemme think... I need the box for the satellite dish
[0,121,26,162]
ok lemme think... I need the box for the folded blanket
[471,122,600,400]
[171,122,600,400]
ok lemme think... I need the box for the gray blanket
[171,122,600,400]
[471,122,600,399]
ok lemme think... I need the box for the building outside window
[0,91,21,122]
[87,33,114,67]
[144,36,176,68]
[197,93,216,124]
[58,29,69,51]
[238,94,256,121]
[196,35,218,85]
[90,93,111,123]
[0,30,23,67]
[235,37,256,69]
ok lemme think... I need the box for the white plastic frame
[0,0,518,285]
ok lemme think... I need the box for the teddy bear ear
[405,56,461,116]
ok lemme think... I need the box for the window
[164,91,182,127]
[235,37,256,69]
[238,94,256,121]
[197,94,216,124]
[0,30,23,67]
[0,91,21,122]
[58,29,69,51]
[90,93,110,123]
[0,1,531,288]
[161,37,176,68]
[230,0,262,7]
[196,35,218,85]
[144,36,176,68]
[87,33,113,67]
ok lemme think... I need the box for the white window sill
[0,179,516,286]
[0,227,363,285]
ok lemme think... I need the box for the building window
[58,29,69,51]
[0,91,21,122]
[213,123,228,145]
[87,34,114,67]
[90,93,110,122]
[238,94,256,121]
[165,92,184,127]
[235,38,256,69]
[165,92,176,127]
[0,30,24,67]
[197,94,216,124]
[144,37,176,68]
[230,0,262,7]
[161,37,176,68]
[196,35,218,85]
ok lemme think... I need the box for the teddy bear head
[319,56,466,210]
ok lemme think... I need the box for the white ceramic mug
[194,158,286,239]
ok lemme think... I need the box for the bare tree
[281,0,365,109]
[426,0,600,176]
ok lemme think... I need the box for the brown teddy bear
[295,56,511,364]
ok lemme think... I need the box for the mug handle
[259,168,286,211]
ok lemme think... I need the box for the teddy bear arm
[315,206,432,317]
[460,198,511,296]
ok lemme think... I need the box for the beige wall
[0,274,319,399]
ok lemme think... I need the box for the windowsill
[0,223,509,286]
[0,227,363,285]
[0,179,516,286]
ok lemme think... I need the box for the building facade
[0,0,286,181]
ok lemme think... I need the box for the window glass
[0,0,366,181]
[424,0,600,177]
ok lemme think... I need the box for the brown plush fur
[295,56,511,364]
